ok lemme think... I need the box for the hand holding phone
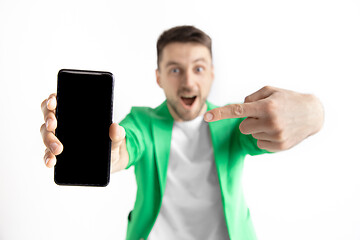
[40,69,129,186]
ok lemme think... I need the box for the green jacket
[120,101,268,240]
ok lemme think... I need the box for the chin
[167,95,207,121]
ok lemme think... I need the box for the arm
[204,86,324,152]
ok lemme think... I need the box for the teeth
[181,95,196,98]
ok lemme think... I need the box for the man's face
[156,42,214,121]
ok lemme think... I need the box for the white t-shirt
[148,115,230,240]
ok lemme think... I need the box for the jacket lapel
[207,101,229,195]
[152,101,174,197]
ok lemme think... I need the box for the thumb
[109,123,126,150]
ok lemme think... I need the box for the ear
[156,69,162,88]
[210,64,215,83]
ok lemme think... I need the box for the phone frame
[54,69,114,187]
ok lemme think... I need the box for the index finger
[204,102,261,122]
[41,93,57,115]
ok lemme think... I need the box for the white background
[0,0,359,239]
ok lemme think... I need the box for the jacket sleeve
[119,107,147,169]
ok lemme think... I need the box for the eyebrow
[164,58,208,68]
[165,61,180,68]
[193,58,208,64]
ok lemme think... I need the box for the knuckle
[268,116,281,130]
[41,99,47,109]
[45,148,50,154]
[40,123,46,133]
[264,99,277,113]
[43,131,51,143]
[273,123,283,134]
[45,111,55,120]
[272,91,285,101]
[274,131,286,142]
[262,85,273,92]
[278,141,290,151]
[232,104,243,116]
[43,131,55,146]
[244,95,252,103]
[42,109,49,120]
[44,149,50,159]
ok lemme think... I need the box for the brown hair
[156,25,212,69]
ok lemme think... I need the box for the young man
[40,26,324,240]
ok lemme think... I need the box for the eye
[171,68,180,74]
[195,66,204,73]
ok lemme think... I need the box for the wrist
[306,94,324,136]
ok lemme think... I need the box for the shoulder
[122,101,172,128]
[129,106,153,116]
[129,101,171,119]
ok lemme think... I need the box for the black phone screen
[55,69,113,186]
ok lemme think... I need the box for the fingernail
[46,119,49,129]
[50,143,58,153]
[45,158,50,166]
[205,112,213,121]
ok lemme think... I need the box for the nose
[181,69,196,88]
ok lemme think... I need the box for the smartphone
[55,69,114,187]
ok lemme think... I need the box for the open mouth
[180,96,197,107]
